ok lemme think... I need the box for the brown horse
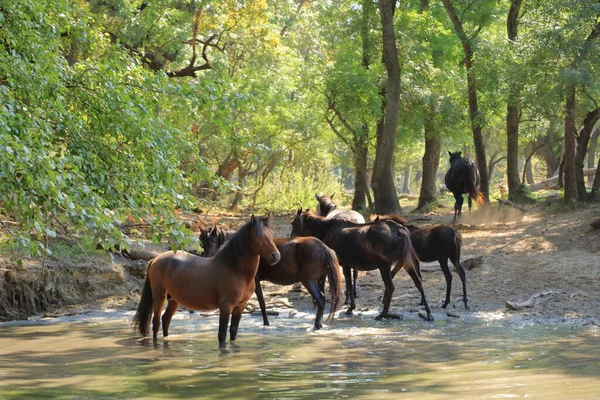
[199,225,235,256]
[200,228,343,330]
[373,214,469,310]
[444,151,484,223]
[132,215,281,347]
[291,209,433,321]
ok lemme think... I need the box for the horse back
[409,225,462,263]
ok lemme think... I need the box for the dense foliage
[0,0,598,254]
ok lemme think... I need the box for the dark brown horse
[200,228,343,330]
[444,151,484,223]
[315,194,365,302]
[291,209,433,321]
[132,215,281,347]
[373,214,469,310]
[199,226,235,256]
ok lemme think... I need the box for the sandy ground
[40,200,600,328]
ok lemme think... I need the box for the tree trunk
[401,165,412,193]
[563,85,578,204]
[505,0,525,202]
[589,128,599,184]
[417,109,441,208]
[575,108,600,199]
[541,135,560,178]
[373,0,401,214]
[441,0,489,204]
[522,141,535,185]
[563,16,600,204]
[352,126,370,211]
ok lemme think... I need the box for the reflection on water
[0,311,599,399]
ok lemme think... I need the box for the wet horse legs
[303,279,326,330]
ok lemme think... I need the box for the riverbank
[1,201,599,328]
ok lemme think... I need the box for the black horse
[444,151,483,223]
[291,209,434,321]
[374,214,469,310]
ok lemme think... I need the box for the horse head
[248,215,280,265]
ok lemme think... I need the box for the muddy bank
[0,254,145,321]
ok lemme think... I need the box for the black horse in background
[444,151,484,223]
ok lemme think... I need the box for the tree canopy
[1,0,599,255]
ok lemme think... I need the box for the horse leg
[151,293,167,342]
[468,194,473,214]
[375,266,401,320]
[229,306,244,343]
[405,265,434,321]
[161,297,179,337]
[342,266,356,314]
[352,268,358,299]
[254,277,270,326]
[439,258,453,309]
[303,280,326,330]
[218,304,233,347]
[452,192,463,223]
[457,261,470,310]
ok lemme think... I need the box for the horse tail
[451,229,463,267]
[324,247,343,322]
[466,169,485,207]
[132,261,154,337]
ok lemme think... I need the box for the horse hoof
[344,308,354,315]
[375,312,402,320]
[418,310,434,321]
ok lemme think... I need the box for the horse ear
[458,151,462,156]
[448,151,453,157]
[297,207,302,216]
[250,214,256,226]
[315,193,320,201]
[331,193,335,199]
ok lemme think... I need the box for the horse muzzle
[268,251,281,265]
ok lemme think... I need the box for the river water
[0,310,599,399]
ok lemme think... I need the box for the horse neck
[214,227,260,275]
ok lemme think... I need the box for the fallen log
[460,255,484,270]
[528,168,596,192]
[505,289,558,310]
[497,199,527,212]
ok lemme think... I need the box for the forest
[1,0,599,256]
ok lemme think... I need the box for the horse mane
[301,211,355,240]
[215,216,270,267]
[369,213,408,225]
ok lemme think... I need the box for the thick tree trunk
[441,0,489,204]
[505,0,526,202]
[575,108,600,199]
[373,0,401,214]
[418,109,441,208]
[589,128,599,184]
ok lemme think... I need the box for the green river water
[0,310,598,399]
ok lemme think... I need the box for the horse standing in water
[373,214,469,310]
[200,227,343,330]
[444,151,484,223]
[315,194,364,301]
[133,215,281,347]
[291,209,434,321]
